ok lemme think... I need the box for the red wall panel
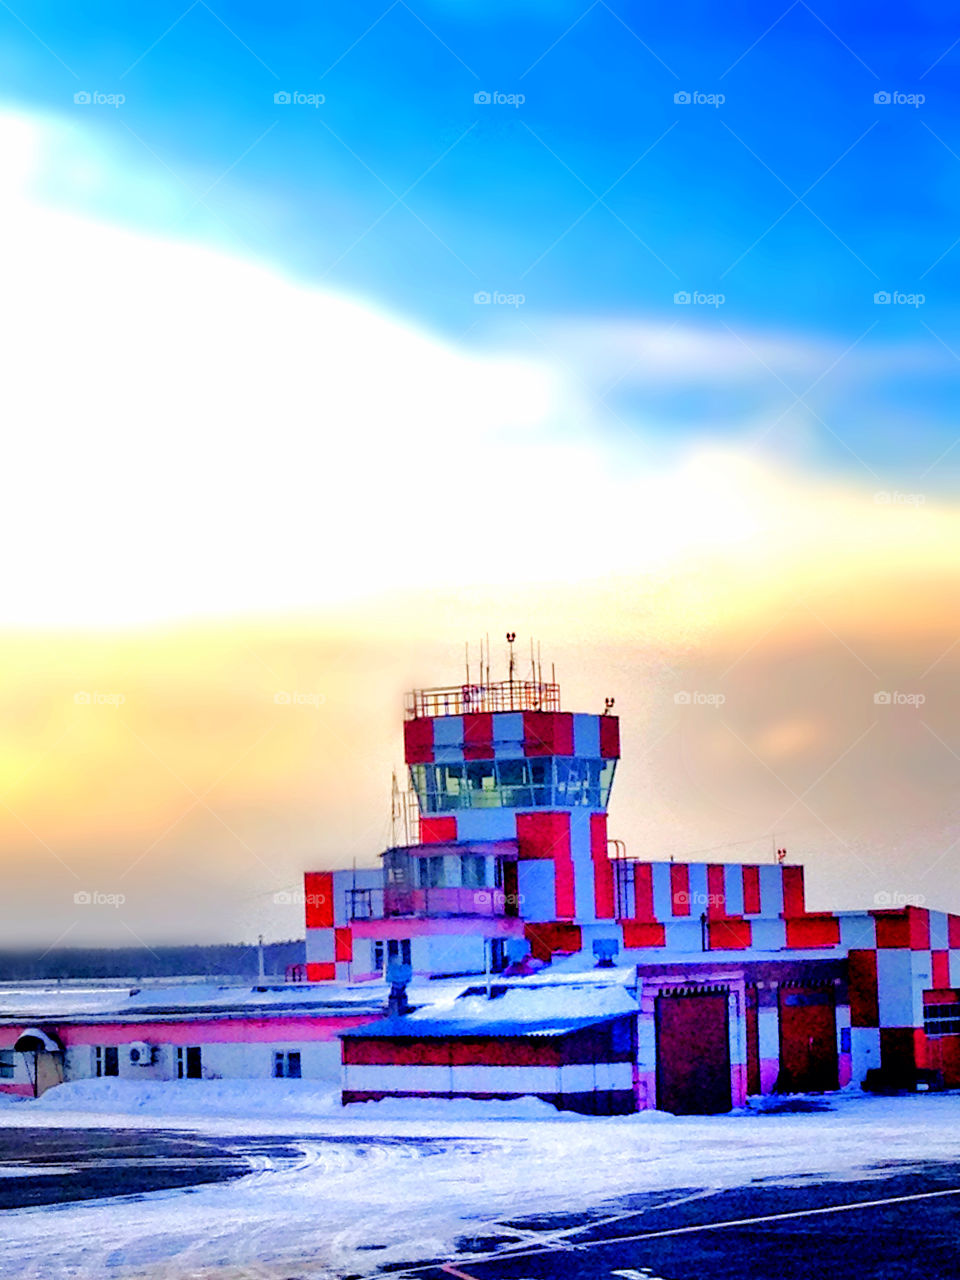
[782,866,806,916]
[403,717,434,764]
[590,812,615,919]
[419,816,457,844]
[706,865,726,919]
[516,811,575,918]
[742,866,761,915]
[949,915,960,948]
[785,914,841,949]
[848,949,880,1027]
[304,872,334,929]
[334,928,353,962]
[932,949,951,989]
[524,922,583,962]
[670,864,691,916]
[522,711,574,757]
[880,1027,923,1078]
[633,863,655,921]
[708,918,752,950]
[873,912,912,949]
[908,907,931,951]
[306,962,335,981]
[622,920,666,948]
[599,715,621,759]
[462,712,494,760]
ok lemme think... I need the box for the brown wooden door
[778,986,838,1092]
[656,992,732,1115]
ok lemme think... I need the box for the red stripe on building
[633,863,655,921]
[880,1027,926,1076]
[462,712,494,760]
[599,715,620,759]
[524,922,582,962]
[419,816,457,844]
[516,811,575,918]
[522,711,574,757]
[848,949,880,1027]
[932,951,951,990]
[949,915,960,949]
[334,928,353,963]
[590,812,615,919]
[304,872,333,929]
[670,864,690,916]
[924,986,958,1005]
[742,865,761,915]
[785,914,840,949]
[622,920,666,948]
[908,907,931,951]
[708,917,752,950]
[403,717,434,764]
[782,866,806,916]
[306,962,335,981]
[706,865,726,919]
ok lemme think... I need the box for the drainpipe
[700,912,708,952]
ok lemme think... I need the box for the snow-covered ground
[4,1083,960,1278]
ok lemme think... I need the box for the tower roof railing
[405,679,561,719]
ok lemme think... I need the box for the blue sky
[2,1,958,485]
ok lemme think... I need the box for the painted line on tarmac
[414,1183,960,1278]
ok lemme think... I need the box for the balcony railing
[406,679,561,719]
[347,885,517,920]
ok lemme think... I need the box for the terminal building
[303,644,960,1113]
[2,642,958,1113]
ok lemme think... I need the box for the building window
[387,939,411,967]
[373,940,385,973]
[273,1051,301,1079]
[0,1050,13,1080]
[461,854,486,888]
[93,1046,119,1077]
[417,854,446,888]
[924,1002,960,1036]
[176,1046,203,1079]
[489,938,507,972]
[410,756,618,812]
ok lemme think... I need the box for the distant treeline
[0,940,305,982]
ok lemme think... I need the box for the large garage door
[655,991,732,1115]
[778,986,838,1092]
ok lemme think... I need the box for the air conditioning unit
[127,1041,156,1066]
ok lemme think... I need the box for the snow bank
[32,1077,340,1118]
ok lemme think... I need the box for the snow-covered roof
[343,980,639,1039]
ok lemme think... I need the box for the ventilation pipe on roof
[593,938,619,969]
[385,961,412,1016]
